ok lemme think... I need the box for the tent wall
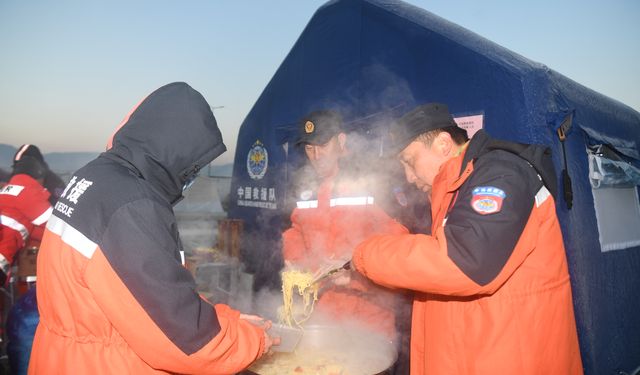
[229,0,640,372]
[545,74,640,372]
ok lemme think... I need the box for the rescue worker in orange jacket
[352,103,583,374]
[0,156,52,285]
[29,82,276,375]
[282,110,408,338]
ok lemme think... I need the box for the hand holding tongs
[312,259,352,284]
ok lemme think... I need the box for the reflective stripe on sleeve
[0,215,29,241]
[32,206,53,225]
[46,215,97,259]
[296,200,319,209]
[0,253,10,274]
[535,186,551,207]
[329,196,374,207]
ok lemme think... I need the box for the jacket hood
[13,144,46,164]
[107,82,226,204]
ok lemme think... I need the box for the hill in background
[1,144,98,176]
[1,143,232,180]
[0,144,17,169]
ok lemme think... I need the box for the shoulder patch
[471,186,506,215]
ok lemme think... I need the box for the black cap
[12,156,47,180]
[388,103,457,154]
[295,110,343,145]
[13,144,45,164]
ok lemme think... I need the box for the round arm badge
[471,186,506,215]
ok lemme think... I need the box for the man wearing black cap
[294,109,347,179]
[351,103,582,374]
[282,109,408,339]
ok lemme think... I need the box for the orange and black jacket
[29,83,265,374]
[353,130,583,374]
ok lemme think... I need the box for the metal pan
[249,324,397,375]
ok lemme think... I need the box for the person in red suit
[0,156,52,285]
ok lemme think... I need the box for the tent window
[588,145,640,252]
[588,145,640,188]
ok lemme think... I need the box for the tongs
[312,259,352,284]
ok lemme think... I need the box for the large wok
[247,324,397,375]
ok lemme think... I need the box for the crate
[217,219,243,259]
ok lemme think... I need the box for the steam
[237,65,424,353]
[252,287,285,322]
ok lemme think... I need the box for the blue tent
[228,0,640,373]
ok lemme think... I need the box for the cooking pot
[246,324,397,375]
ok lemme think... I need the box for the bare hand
[264,331,281,353]
[239,315,281,353]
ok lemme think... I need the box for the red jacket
[283,168,408,337]
[0,173,52,272]
[353,131,583,374]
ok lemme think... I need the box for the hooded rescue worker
[0,156,52,285]
[351,103,583,374]
[12,144,66,206]
[28,82,276,374]
[282,109,408,338]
